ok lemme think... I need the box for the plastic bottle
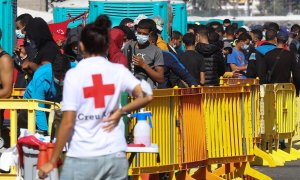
[129,110,152,147]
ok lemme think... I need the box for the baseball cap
[134,14,148,25]
[277,31,289,42]
[152,16,164,32]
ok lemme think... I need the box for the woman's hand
[38,162,54,179]
[102,109,123,132]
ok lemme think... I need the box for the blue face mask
[136,33,149,45]
[16,30,25,39]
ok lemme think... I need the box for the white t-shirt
[62,56,140,157]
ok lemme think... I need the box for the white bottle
[130,111,152,147]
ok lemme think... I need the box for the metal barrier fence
[3,83,300,179]
[0,99,60,180]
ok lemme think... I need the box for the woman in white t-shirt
[38,15,153,180]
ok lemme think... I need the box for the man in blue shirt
[227,33,251,78]
[20,54,71,133]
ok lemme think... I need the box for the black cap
[277,31,289,42]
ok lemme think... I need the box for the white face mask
[121,43,126,50]
[16,29,25,39]
[242,44,249,50]
[135,32,149,45]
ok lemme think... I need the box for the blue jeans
[60,152,128,180]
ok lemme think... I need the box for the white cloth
[62,56,141,157]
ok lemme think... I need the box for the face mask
[29,40,37,49]
[242,44,249,50]
[72,49,79,55]
[54,77,64,86]
[16,29,25,39]
[262,31,266,39]
[136,33,149,45]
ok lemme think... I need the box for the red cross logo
[83,74,115,108]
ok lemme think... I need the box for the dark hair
[195,25,208,37]
[215,25,224,34]
[182,33,195,46]
[95,15,112,29]
[236,28,247,35]
[232,23,238,30]
[223,19,231,24]
[237,33,251,42]
[116,25,135,40]
[171,31,182,40]
[137,19,154,32]
[268,22,280,32]
[187,24,197,32]
[52,54,71,81]
[209,21,221,28]
[16,13,33,26]
[81,15,111,55]
[251,29,263,41]
[265,29,277,41]
[291,24,300,33]
[120,18,133,26]
[149,31,158,44]
[208,31,220,43]
[225,25,235,36]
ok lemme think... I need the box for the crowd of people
[0,12,299,179]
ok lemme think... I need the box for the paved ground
[253,144,300,180]
[253,159,300,180]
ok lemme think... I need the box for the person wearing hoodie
[17,17,60,65]
[17,18,61,133]
[195,27,225,86]
[64,25,83,62]
[247,29,277,79]
[108,28,128,68]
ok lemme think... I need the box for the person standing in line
[38,16,153,180]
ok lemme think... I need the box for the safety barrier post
[0,99,60,180]
[195,85,271,180]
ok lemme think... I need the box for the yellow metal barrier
[128,89,181,178]
[191,86,270,180]
[259,83,300,167]
[0,99,60,180]
[219,78,279,168]
[128,88,209,179]
[11,88,26,98]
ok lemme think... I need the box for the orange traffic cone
[37,144,48,169]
